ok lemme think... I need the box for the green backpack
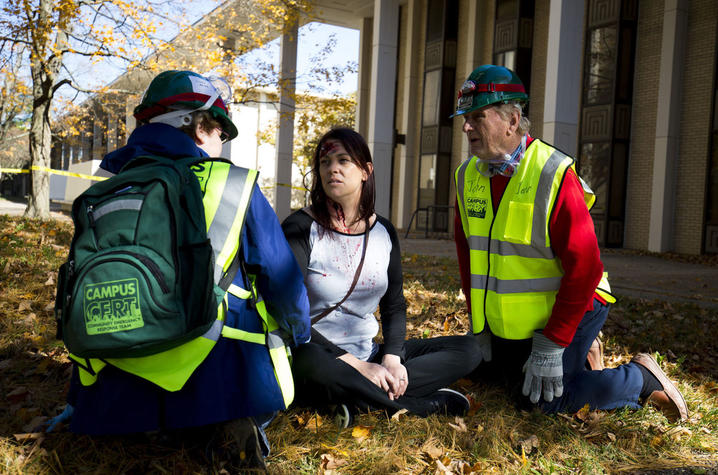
[55,155,249,359]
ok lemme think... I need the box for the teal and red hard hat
[452,65,528,117]
[134,70,238,141]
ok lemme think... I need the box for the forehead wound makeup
[319,141,339,157]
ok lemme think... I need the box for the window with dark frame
[578,0,637,248]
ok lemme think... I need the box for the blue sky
[237,21,360,96]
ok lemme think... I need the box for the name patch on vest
[83,278,144,335]
[467,197,487,219]
[466,178,486,194]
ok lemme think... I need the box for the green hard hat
[452,65,528,117]
[134,70,238,141]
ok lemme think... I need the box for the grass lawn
[0,215,716,473]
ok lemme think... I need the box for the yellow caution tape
[0,166,107,181]
[261,182,308,192]
[3,167,305,190]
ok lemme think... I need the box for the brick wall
[624,0,662,250]
[673,0,717,254]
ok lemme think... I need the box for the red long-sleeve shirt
[455,141,604,347]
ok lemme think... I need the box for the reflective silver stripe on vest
[531,150,569,248]
[202,319,224,343]
[455,158,472,213]
[92,198,143,220]
[470,274,562,293]
[267,330,285,349]
[468,235,555,259]
[208,166,251,284]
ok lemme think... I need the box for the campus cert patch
[83,278,144,335]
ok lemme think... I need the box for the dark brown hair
[309,127,375,231]
[137,110,221,142]
[179,111,222,141]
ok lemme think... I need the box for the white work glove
[522,331,565,403]
[474,329,492,363]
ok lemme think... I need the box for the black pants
[292,335,482,416]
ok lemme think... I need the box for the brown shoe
[586,335,604,371]
[631,353,688,422]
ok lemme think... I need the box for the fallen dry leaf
[391,408,408,421]
[518,434,539,455]
[320,453,347,470]
[666,427,691,441]
[6,386,29,404]
[18,301,33,312]
[13,432,44,442]
[607,432,616,442]
[466,394,482,416]
[575,403,591,422]
[23,416,48,433]
[351,425,372,442]
[16,406,41,424]
[421,438,443,460]
[304,414,323,432]
[448,416,467,432]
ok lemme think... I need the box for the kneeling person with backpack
[55,70,310,470]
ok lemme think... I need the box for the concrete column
[274,22,298,221]
[458,0,485,164]
[367,0,399,218]
[356,17,373,138]
[395,0,421,229]
[542,0,584,156]
[648,0,687,252]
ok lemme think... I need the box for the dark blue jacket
[68,124,310,434]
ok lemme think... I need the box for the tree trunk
[23,0,66,219]
[24,101,52,219]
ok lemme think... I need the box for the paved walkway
[400,237,718,309]
[0,197,70,221]
[3,197,717,308]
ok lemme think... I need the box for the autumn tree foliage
[0,48,32,175]
[0,0,319,218]
[0,0,190,218]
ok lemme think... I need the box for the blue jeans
[474,299,643,413]
[541,300,643,413]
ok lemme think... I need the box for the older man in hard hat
[452,64,687,421]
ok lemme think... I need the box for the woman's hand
[339,353,398,397]
[381,354,408,400]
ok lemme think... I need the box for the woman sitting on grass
[281,127,481,426]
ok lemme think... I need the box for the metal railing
[404,204,453,239]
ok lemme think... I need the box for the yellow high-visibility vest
[455,139,613,339]
[70,160,295,409]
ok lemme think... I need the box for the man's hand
[522,331,565,403]
[339,353,398,397]
[381,354,408,400]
